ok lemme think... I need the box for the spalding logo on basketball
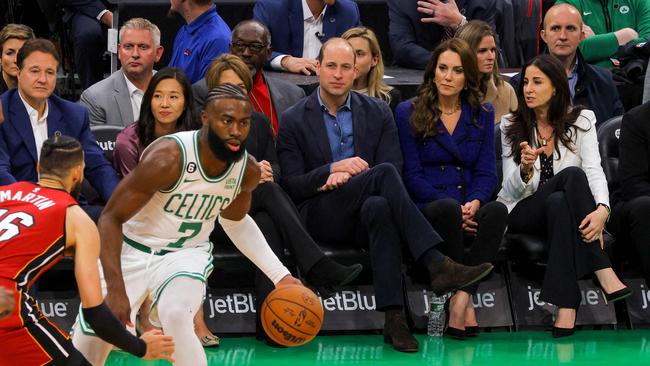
[260,284,324,347]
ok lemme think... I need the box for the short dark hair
[39,135,84,177]
[205,83,250,107]
[17,38,60,69]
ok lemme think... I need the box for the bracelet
[458,15,468,29]
[597,203,611,222]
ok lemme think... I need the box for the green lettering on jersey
[168,221,203,248]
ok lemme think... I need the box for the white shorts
[74,240,213,336]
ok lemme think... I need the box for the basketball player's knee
[158,300,195,330]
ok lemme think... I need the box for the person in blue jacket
[395,38,507,339]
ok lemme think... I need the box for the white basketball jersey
[122,130,248,252]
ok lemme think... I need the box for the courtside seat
[597,115,623,193]
[90,125,124,163]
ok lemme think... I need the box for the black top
[0,75,9,95]
[539,153,554,186]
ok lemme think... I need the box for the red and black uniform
[0,182,87,366]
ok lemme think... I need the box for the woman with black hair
[498,54,630,338]
[113,67,200,177]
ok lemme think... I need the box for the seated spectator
[0,39,119,221]
[0,23,34,94]
[113,67,199,178]
[253,0,360,75]
[510,3,623,127]
[395,39,507,339]
[456,20,517,123]
[388,0,496,70]
[59,0,113,89]
[609,101,650,285]
[557,0,650,67]
[193,20,306,134]
[341,26,402,113]
[498,54,629,338]
[80,18,163,127]
[277,38,493,352]
[168,0,230,83]
[204,54,362,344]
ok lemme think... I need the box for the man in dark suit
[193,20,306,134]
[0,39,119,220]
[253,0,360,75]
[58,0,112,89]
[277,38,493,352]
[388,0,495,70]
[609,101,650,284]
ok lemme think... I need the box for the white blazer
[497,109,609,213]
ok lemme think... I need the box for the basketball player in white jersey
[72,84,300,366]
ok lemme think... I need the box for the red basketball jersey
[0,182,77,332]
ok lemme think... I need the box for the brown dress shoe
[429,257,493,295]
[383,310,419,353]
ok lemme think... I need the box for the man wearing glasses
[194,20,305,134]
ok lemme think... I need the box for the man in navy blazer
[277,38,493,352]
[253,0,360,75]
[0,39,119,220]
[388,0,496,70]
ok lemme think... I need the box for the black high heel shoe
[465,326,479,337]
[602,287,632,304]
[552,326,575,338]
[443,296,467,340]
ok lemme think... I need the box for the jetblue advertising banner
[624,278,650,326]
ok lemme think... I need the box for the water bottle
[427,292,449,336]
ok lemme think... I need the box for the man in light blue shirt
[168,0,230,83]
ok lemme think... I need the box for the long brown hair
[455,19,502,95]
[410,38,483,138]
[505,54,586,163]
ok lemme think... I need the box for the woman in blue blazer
[396,39,507,339]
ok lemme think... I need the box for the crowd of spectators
[1,0,649,354]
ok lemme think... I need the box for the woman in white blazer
[498,55,630,338]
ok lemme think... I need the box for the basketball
[260,284,324,347]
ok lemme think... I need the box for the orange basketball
[260,284,324,347]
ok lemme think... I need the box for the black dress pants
[211,182,326,317]
[609,196,650,284]
[508,167,612,308]
[68,12,106,89]
[298,163,445,310]
[421,198,508,295]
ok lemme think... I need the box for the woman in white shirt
[498,55,629,338]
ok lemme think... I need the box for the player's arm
[67,205,175,362]
[219,158,300,287]
[0,286,14,320]
[98,139,182,325]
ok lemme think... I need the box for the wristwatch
[457,15,468,29]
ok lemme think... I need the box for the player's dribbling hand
[275,275,302,288]
[105,290,132,327]
[0,286,15,320]
[140,329,175,362]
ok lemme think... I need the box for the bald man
[510,3,623,127]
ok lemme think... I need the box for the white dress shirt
[124,74,144,120]
[19,91,48,159]
[271,0,326,70]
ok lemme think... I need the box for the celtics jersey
[122,130,248,252]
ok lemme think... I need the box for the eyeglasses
[230,42,268,53]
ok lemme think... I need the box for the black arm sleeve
[82,301,147,358]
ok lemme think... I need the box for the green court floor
[106,330,650,365]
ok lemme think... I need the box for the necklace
[440,101,461,116]
[535,125,554,147]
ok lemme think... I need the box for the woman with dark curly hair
[498,54,630,338]
[113,67,200,177]
[395,38,507,339]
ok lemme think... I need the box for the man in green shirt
[556,0,650,67]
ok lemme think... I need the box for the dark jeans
[211,182,325,318]
[298,163,444,310]
[609,196,650,284]
[421,198,508,295]
[508,167,612,308]
[68,13,106,89]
